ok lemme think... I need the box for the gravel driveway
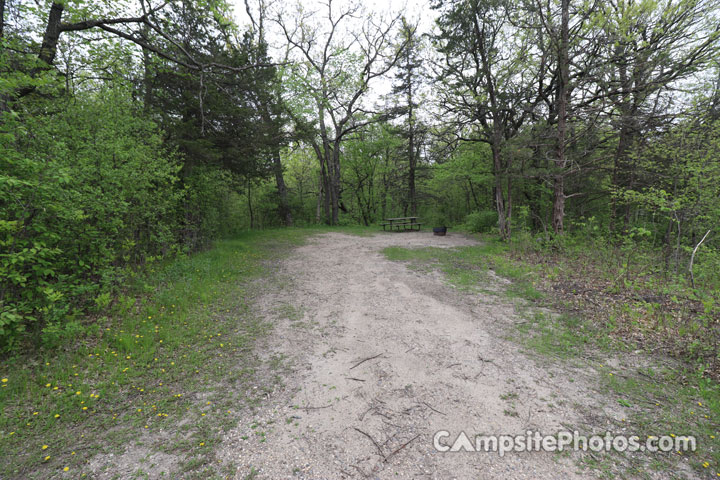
[219,232,604,479]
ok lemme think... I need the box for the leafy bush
[0,89,187,350]
[180,166,238,248]
[465,210,498,233]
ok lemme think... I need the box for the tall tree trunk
[552,0,570,234]
[330,141,342,225]
[492,141,509,240]
[407,67,417,216]
[311,137,331,223]
[141,24,153,113]
[39,3,64,66]
[316,100,336,224]
[467,178,480,209]
[610,112,636,234]
[506,173,512,238]
[271,146,293,226]
[15,2,63,98]
[0,0,6,39]
[321,156,331,223]
[316,174,323,223]
[381,146,390,220]
[247,180,254,229]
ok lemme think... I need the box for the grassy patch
[500,234,720,476]
[507,232,720,376]
[381,239,542,298]
[0,228,322,479]
[516,311,603,359]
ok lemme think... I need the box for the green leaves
[0,86,187,351]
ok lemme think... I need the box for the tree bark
[330,141,342,224]
[39,3,64,66]
[0,0,6,39]
[271,145,293,226]
[552,0,570,234]
[316,174,323,223]
[259,102,293,226]
[407,57,417,216]
[141,24,153,113]
[492,141,510,240]
[247,180,254,229]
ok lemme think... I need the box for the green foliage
[181,166,238,246]
[0,86,247,351]
[0,88,185,349]
[0,228,308,478]
[465,210,498,233]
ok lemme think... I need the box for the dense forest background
[2,0,720,353]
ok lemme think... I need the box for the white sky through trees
[229,0,436,37]
[228,0,438,117]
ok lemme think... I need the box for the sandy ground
[217,231,628,479]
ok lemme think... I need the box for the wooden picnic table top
[385,217,419,222]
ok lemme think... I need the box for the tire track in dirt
[220,232,609,479]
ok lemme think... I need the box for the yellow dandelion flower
[1,378,7,383]
[199,442,205,446]
[44,455,51,461]
[45,383,51,387]
[63,467,69,472]
[42,445,48,450]
[54,414,60,418]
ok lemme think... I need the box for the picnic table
[380,216,422,231]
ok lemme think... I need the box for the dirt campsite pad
[216,231,656,479]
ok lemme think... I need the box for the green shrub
[0,88,187,350]
[465,210,499,233]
